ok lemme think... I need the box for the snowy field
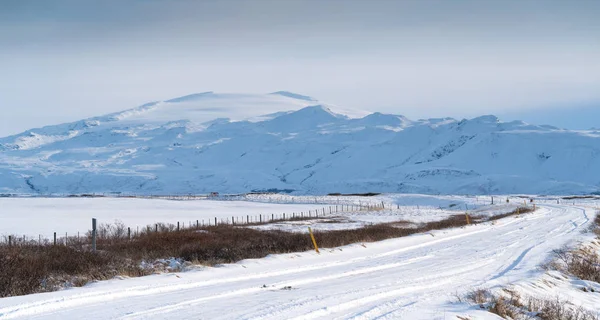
[0,195,599,319]
[0,197,329,239]
[0,194,539,239]
[0,202,598,319]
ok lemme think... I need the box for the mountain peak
[259,105,346,132]
[358,112,412,127]
[292,105,347,119]
[471,115,500,123]
[2,92,599,196]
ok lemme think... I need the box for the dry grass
[545,210,600,283]
[0,245,146,297]
[487,206,536,221]
[462,288,598,320]
[0,207,532,298]
[463,210,600,320]
[552,246,600,283]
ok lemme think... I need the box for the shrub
[0,207,531,297]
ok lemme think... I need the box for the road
[0,204,592,319]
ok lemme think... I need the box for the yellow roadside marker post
[465,212,470,225]
[308,227,320,254]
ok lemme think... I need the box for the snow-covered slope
[1,92,599,195]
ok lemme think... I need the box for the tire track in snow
[1,205,587,320]
[247,205,589,320]
[332,205,593,320]
[0,218,511,319]
[242,255,500,320]
[119,255,434,319]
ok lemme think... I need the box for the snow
[10,131,79,150]
[1,92,599,196]
[0,198,330,239]
[0,194,530,237]
[104,92,329,126]
[0,201,597,319]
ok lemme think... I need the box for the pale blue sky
[1,0,599,136]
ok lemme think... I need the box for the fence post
[272,213,274,221]
[232,216,235,225]
[308,227,320,254]
[92,218,97,252]
[215,217,217,226]
[177,222,180,231]
[128,227,131,240]
[8,235,11,247]
[155,224,158,232]
[54,232,57,246]
[247,215,249,224]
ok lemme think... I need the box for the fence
[0,202,387,248]
[3,195,570,249]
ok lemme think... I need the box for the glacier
[0,91,599,195]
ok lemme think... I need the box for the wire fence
[3,195,590,249]
[0,202,388,248]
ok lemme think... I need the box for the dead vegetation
[487,206,536,221]
[0,207,533,298]
[544,211,600,283]
[462,210,600,319]
[462,288,598,320]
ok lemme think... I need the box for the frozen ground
[0,194,528,239]
[0,197,598,319]
[0,198,329,239]
[246,194,542,232]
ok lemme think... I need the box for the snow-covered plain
[0,201,597,319]
[0,193,525,239]
[0,197,332,239]
[1,91,599,196]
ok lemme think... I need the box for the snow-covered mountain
[1,92,599,195]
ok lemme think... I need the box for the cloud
[0,0,599,136]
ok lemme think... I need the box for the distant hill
[1,92,599,195]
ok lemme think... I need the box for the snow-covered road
[0,204,593,319]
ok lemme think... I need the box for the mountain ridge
[1,92,598,195]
